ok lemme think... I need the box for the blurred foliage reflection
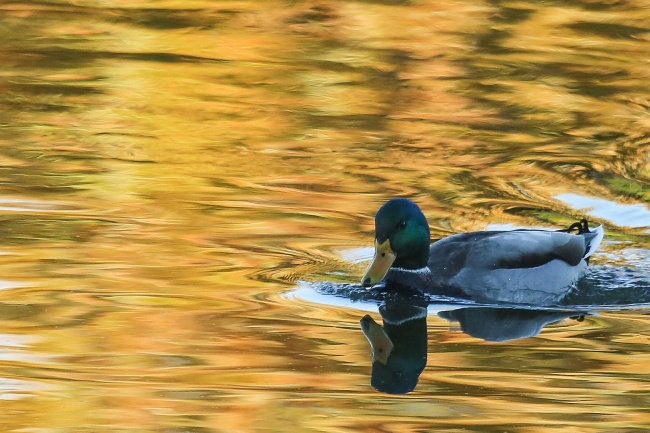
[0,0,648,432]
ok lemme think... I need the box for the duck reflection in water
[360,294,588,394]
[360,301,428,395]
[439,307,586,342]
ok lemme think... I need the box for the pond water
[1,0,650,431]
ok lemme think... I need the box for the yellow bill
[361,239,396,288]
[360,315,394,365]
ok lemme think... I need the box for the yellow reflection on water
[0,0,648,432]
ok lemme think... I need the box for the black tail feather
[559,219,594,264]
[559,219,590,234]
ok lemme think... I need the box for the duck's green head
[362,198,431,287]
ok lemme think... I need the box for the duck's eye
[397,221,407,230]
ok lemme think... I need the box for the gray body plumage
[385,226,604,305]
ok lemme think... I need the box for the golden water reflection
[0,0,649,432]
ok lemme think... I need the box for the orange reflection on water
[0,0,648,432]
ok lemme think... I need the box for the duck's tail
[561,219,604,263]
[583,224,604,260]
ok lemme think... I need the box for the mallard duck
[361,198,604,305]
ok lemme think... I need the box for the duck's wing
[429,229,593,277]
[481,230,588,268]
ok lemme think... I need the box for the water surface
[0,0,649,431]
